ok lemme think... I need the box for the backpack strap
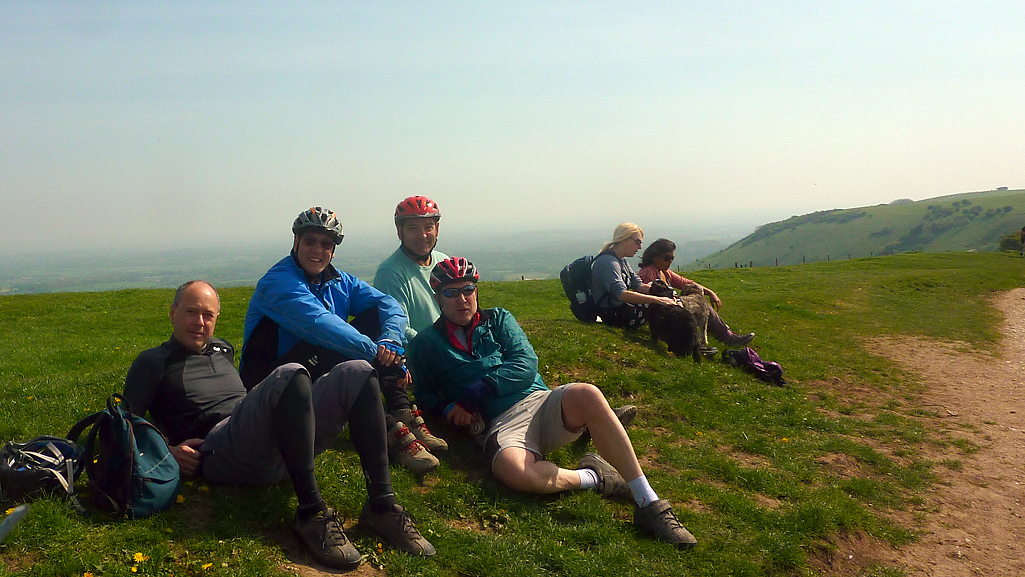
[66,410,105,443]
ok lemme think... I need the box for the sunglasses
[440,284,477,299]
[300,236,336,251]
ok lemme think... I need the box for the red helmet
[394,196,441,224]
[292,206,344,244]
[430,257,479,291]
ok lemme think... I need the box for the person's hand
[657,296,678,307]
[705,289,722,310]
[445,403,474,427]
[375,344,401,366]
[396,370,412,390]
[171,438,205,477]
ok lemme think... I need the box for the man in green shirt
[374,196,449,466]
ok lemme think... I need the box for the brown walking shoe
[391,405,448,452]
[387,421,439,474]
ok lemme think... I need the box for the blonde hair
[600,222,643,253]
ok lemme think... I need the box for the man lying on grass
[407,257,697,548]
[122,280,434,570]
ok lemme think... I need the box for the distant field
[1,251,1021,576]
[692,188,1025,270]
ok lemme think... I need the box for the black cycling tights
[272,371,323,516]
[347,375,397,513]
[272,371,396,517]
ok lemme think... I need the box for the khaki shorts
[487,383,584,470]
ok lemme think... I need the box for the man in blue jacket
[407,257,697,548]
[240,207,437,473]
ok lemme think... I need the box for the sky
[1,1,1022,255]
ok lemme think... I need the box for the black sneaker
[294,507,362,569]
[578,452,632,500]
[634,500,697,548]
[359,502,436,557]
[699,344,719,358]
[723,332,755,347]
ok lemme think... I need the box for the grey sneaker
[294,507,362,569]
[699,344,719,358]
[387,421,439,474]
[391,405,448,452]
[577,404,638,445]
[613,405,638,428]
[578,452,632,500]
[723,331,755,347]
[359,502,436,557]
[634,500,697,548]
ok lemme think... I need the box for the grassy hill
[1,251,1022,576]
[690,188,1025,270]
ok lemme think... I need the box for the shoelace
[319,512,350,546]
[656,508,685,530]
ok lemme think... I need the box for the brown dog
[644,280,704,362]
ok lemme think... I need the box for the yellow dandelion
[176,494,186,504]
[781,438,789,443]
[202,562,213,570]
[5,508,15,516]
[131,567,138,573]
[133,553,150,563]
[199,485,209,492]
[27,396,34,400]
[695,431,703,436]
[84,573,95,577]
[185,481,194,487]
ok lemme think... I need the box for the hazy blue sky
[2,2,1022,255]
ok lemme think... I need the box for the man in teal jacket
[407,257,697,548]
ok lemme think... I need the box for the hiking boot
[634,500,697,548]
[722,331,755,347]
[578,452,632,500]
[293,507,362,569]
[359,502,436,557]
[391,405,448,452]
[577,404,638,444]
[387,421,439,474]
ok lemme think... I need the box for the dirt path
[864,288,1025,576]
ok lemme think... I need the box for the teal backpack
[67,393,181,519]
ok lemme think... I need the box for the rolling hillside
[689,188,1025,270]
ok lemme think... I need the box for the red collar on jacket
[443,311,482,354]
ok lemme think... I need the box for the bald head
[169,280,220,353]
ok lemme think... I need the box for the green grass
[1,252,1022,576]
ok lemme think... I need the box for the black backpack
[0,436,82,502]
[67,393,181,519]
[560,255,599,323]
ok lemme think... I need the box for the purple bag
[722,347,785,386]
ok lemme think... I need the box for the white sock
[627,475,659,507]
[576,468,599,489]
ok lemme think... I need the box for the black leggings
[272,371,395,511]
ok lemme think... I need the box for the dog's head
[647,279,675,298]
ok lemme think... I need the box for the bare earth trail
[863,288,1025,576]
